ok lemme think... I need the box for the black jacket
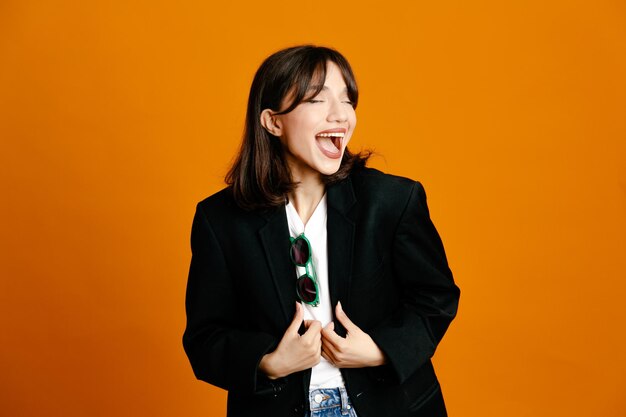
[183,167,460,417]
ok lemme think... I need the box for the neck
[287,165,325,227]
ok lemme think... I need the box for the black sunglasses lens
[290,238,309,265]
[297,276,317,303]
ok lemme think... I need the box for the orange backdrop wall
[1,1,625,416]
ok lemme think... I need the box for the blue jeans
[305,387,358,417]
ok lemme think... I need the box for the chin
[316,162,342,176]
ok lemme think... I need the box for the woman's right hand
[259,303,322,379]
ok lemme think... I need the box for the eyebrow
[307,85,348,93]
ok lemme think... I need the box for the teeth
[316,132,345,137]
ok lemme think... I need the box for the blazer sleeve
[182,203,281,395]
[368,181,460,384]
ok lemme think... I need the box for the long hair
[225,45,370,211]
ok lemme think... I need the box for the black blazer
[183,167,460,417]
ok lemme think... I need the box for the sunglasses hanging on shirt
[289,233,320,307]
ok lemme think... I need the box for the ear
[260,109,282,137]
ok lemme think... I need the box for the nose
[326,97,349,123]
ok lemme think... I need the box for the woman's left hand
[321,302,387,368]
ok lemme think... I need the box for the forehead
[312,62,346,86]
[305,64,349,96]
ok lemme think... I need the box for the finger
[321,336,337,355]
[335,301,358,333]
[302,320,322,341]
[321,321,336,341]
[286,302,304,334]
[321,324,343,351]
[321,344,337,365]
[321,349,335,365]
[303,320,317,328]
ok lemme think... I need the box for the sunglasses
[289,233,320,307]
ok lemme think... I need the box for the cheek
[282,112,316,138]
[347,112,357,137]
[282,132,311,156]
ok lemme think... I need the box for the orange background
[1,1,625,416]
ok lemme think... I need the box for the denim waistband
[308,387,353,415]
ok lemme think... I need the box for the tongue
[317,137,339,152]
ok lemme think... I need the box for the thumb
[287,302,304,334]
[335,301,358,332]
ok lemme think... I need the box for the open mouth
[315,132,344,153]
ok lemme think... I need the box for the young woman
[183,45,460,417]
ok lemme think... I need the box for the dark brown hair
[225,45,370,211]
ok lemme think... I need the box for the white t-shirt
[285,193,345,389]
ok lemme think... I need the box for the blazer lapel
[326,177,356,325]
[258,207,295,327]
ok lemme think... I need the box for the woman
[183,45,460,417]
